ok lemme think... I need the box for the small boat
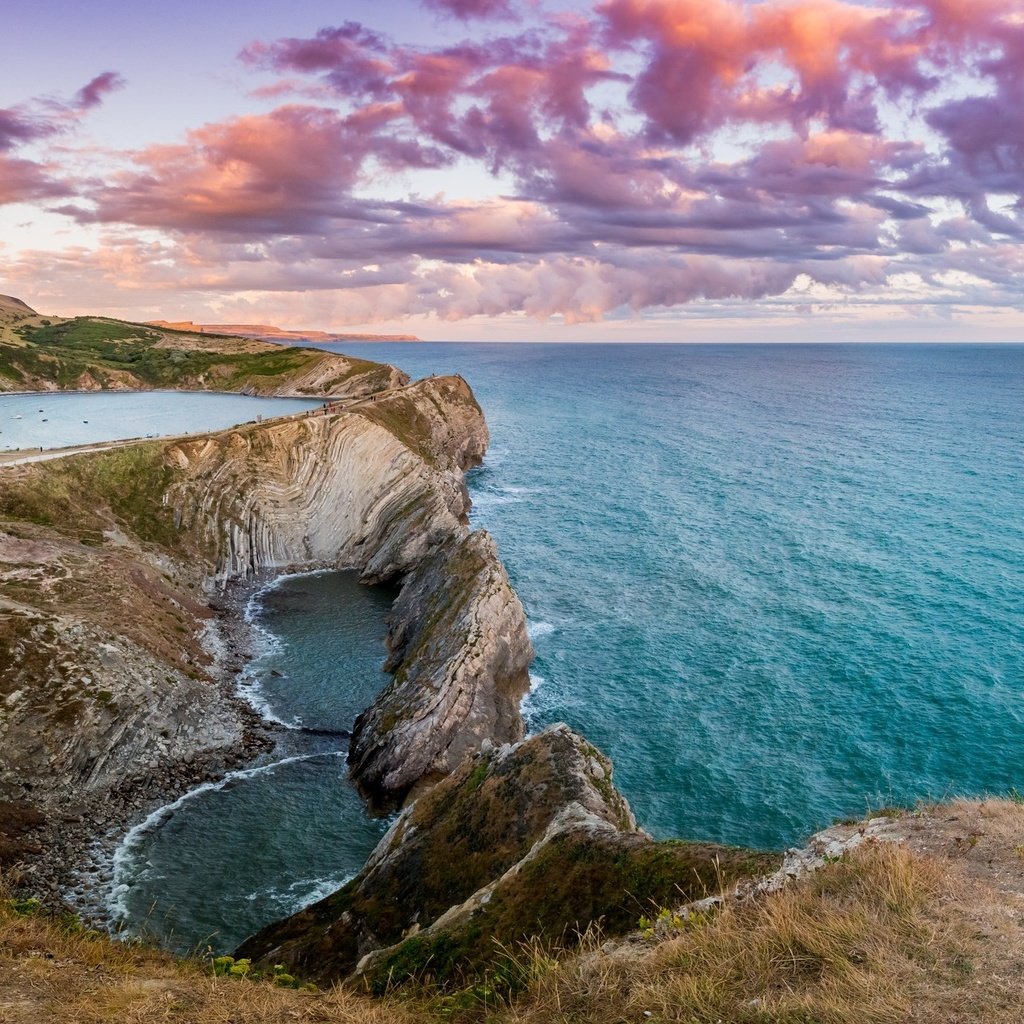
[41,419,48,422]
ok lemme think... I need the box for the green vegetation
[1,316,319,391]
[0,314,400,397]
[364,832,778,994]
[0,443,178,547]
[209,954,315,991]
[359,391,442,465]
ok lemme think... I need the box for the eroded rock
[238,725,775,988]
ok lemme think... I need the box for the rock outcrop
[165,376,486,583]
[349,530,532,808]
[239,725,776,987]
[0,373,530,870]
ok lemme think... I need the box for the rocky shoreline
[1,362,770,991]
[0,372,532,934]
[12,575,277,923]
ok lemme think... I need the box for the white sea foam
[520,672,548,730]
[107,752,344,930]
[244,870,357,915]
[528,620,555,640]
[235,569,336,728]
[470,483,541,512]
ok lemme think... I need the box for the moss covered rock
[238,725,776,989]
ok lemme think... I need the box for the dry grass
[0,890,422,1024]
[7,810,1024,1023]
[497,841,968,1024]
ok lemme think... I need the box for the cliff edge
[240,724,775,987]
[0,372,531,892]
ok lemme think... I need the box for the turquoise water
[0,391,320,451]
[111,343,1024,951]
[328,343,1024,849]
[110,573,395,953]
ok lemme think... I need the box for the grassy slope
[0,312,393,396]
[7,800,1024,1022]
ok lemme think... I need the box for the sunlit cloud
[3,0,1024,335]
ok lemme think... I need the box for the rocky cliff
[240,725,777,987]
[0,372,531,888]
[350,530,532,808]
[165,376,484,582]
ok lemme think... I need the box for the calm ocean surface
[341,343,1024,846]
[107,343,1024,950]
[0,391,321,451]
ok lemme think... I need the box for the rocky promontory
[240,724,777,987]
[350,530,533,808]
[0,355,532,900]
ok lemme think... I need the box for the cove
[0,391,321,452]
[109,572,396,954]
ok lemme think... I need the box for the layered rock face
[350,530,532,807]
[0,374,529,843]
[0,521,247,815]
[166,376,486,583]
[240,725,775,987]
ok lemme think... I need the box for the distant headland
[146,319,421,343]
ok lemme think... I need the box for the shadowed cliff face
[0,374,530,883]
[239,725,777,988]
[350,531,533,808]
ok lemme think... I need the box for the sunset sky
[2,0,1023,340]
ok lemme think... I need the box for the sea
[84,342,1024,952]
[0,390,321,452]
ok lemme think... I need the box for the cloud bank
[5,1,1024,329]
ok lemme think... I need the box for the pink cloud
[17,1,1024,322]
[423,0,520,21]
[73,105,385,233]
[73,72,126,110]
[0,74,125,205]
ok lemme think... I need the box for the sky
[2,0,1023,341]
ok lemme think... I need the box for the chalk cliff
[0,373,531,881]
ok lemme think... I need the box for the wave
[470,483,542,512]
[107,751,345,931]
[243,869,357,916]
[528,620,555,640]
[520,672,550,729]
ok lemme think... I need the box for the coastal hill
[147,319,420,343]
[4,305,1024,1021]
[0,295,405,396]
[6,799,1024,1020]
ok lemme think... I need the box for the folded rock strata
[0,373,530,865]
